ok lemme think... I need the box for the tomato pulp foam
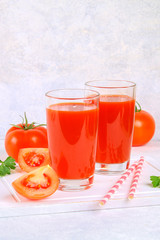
[46,103,99,179]
[97,95,135,165]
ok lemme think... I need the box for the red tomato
[5,113,48,161]
[12,165,59,200]
[132,104,155,146]
[18,148,52,173]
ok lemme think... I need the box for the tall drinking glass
[85,80,136,174]
[45,89,99,191]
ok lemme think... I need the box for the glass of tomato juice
[45,89,99,191]
[85,80,136,174]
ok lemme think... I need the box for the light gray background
[0,0,159,140]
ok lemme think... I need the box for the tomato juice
[96,95,135,165]
[46,103,99,180]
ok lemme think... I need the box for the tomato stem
[11,112,46,130]
[135,101,141,112]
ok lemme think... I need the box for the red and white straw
[99,161,138,206]
[128,156,144,200]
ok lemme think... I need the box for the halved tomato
[12,165,59,200]
[18,148,52,172]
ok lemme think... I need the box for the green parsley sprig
[150,176,160,188]
[0,157,16,177]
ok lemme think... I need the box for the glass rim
[45,88,100,100]
[85,80,136,89]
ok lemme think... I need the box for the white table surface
[0,141,160,240]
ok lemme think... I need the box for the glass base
[95,161,129,175]
[58,175,94,191]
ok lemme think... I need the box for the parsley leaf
[4,157,16,169]
[0,157,16,177]
[150,176,160,188]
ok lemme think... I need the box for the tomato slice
[22,173,51,189]
[12,165,59,200]
[18,148,52,172]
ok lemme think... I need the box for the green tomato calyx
[135,101,141,113]
[11,112,46,130]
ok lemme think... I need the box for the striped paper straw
[99,161,138,206]
[128,156,144,200]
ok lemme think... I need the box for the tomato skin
[132,110,155,146]
[5,127,48,162]
[12,165,59,200]
[18,148,52,172]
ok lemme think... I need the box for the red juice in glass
[85,80,136,174]
[46,103,98,179]
[97,95,135,165]
[45,89,99,190]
